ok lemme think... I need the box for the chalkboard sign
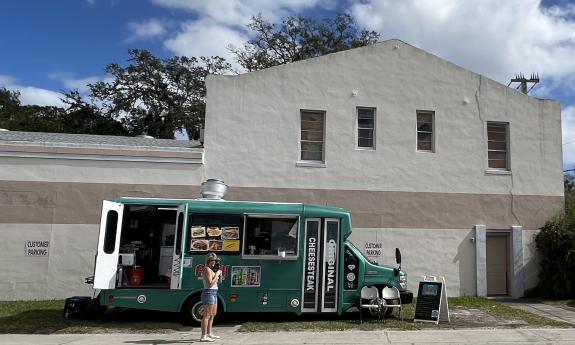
[414,276,449,324]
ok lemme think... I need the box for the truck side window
[103,210,119,254]
[175,213,184,255]
[244,216,298,257]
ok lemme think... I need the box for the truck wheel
[181,296,222,326]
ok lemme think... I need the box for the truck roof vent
[200,179,228,200]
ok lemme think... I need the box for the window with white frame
[487,122,509,170]
[357,107,375,149]
[300,110,325,162]
[417,110,434,152]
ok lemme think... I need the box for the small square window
[357,107,376,149]
[487,122,509,170]
[300,110,325,162]
[417,111,434,152]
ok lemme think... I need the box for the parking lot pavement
[1,328,575,345]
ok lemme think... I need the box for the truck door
[93,201,124,290]
[302,218,340,313]
[170,203,188,289]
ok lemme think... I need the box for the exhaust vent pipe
[200,179,228,200]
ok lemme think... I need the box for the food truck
[92,180,413,324]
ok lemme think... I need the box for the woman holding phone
[200,252,222,342]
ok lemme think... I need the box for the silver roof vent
[200,179,228,199]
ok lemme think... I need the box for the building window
[417,110,434,152]
[300,110,325,162]
[487,122,509,170]
[357,107,376,149]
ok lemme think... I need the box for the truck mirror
[395,248,402,265]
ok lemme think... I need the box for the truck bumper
[400,290,413,304]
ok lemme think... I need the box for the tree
[87,50,231,139]
[61,91,127,135]
[230,13,381,71]
[533,175,575,298]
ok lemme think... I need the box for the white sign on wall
[25,241,50,256]
[364,242,383,263]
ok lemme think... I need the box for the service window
[188,214,242,254]
[243,215,299,258]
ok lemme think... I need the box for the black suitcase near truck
[63,296,93,319]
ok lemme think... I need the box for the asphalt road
[1,328,575,345]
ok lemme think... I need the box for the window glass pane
[488,140,507,151]
[301,130,324,141]
[301,141,323,152]
[301,151,323,161]
[175,212,184,255]
[103,210,119,254]
[358,118,374,128]
[358,138,374,148]
[488,159,507,169]
[244,217,298,256]
[488,151,507,161]
[301,120,324,131]
[302,111,324,123]
[358,128,374,140]
[417,132,432,143]
[417,123,432,132]
[417,112,433,123]
[417,141,432,151]
[488,130,506,142]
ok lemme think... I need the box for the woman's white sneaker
[200,335,215,342]
[208,334,221,339]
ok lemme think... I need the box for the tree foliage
[87,50,230,139]
[534,175,575,298]
[230,13,380,71]
[0,87,126,135]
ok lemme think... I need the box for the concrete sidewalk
[500,300,575,324]
[1,328,575,345]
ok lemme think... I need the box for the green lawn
[0,297,571,334]
[0,300,185,334]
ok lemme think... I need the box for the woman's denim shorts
[201,289,218,305]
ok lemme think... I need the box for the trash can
[129,266,144,286]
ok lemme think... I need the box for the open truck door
[170,203,188,289]
[94,201,124,290]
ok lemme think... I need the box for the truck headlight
[399,275,407,290]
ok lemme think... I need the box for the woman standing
[200,252,222,342]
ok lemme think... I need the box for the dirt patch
[442,306,527,328]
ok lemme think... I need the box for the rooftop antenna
[507,73,539,94]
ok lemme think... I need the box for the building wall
[204,39,564,297]
[0,151,204,300]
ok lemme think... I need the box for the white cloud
[164,18,248,63]
[48,72,109,94]
[350,0,575,95]
[126,18,168,42]
[0,74,65,107]
[563,106,575,170]
[152,0,335,66]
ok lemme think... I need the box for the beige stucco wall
[0,224,98,300]
[204,39,563,197]
[0,151,205,300]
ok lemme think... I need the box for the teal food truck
[92,181,412,324]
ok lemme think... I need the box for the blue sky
[1,0,575,168]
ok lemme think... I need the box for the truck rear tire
[181,295,222,326]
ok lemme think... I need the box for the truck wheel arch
[180,292,226,326]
